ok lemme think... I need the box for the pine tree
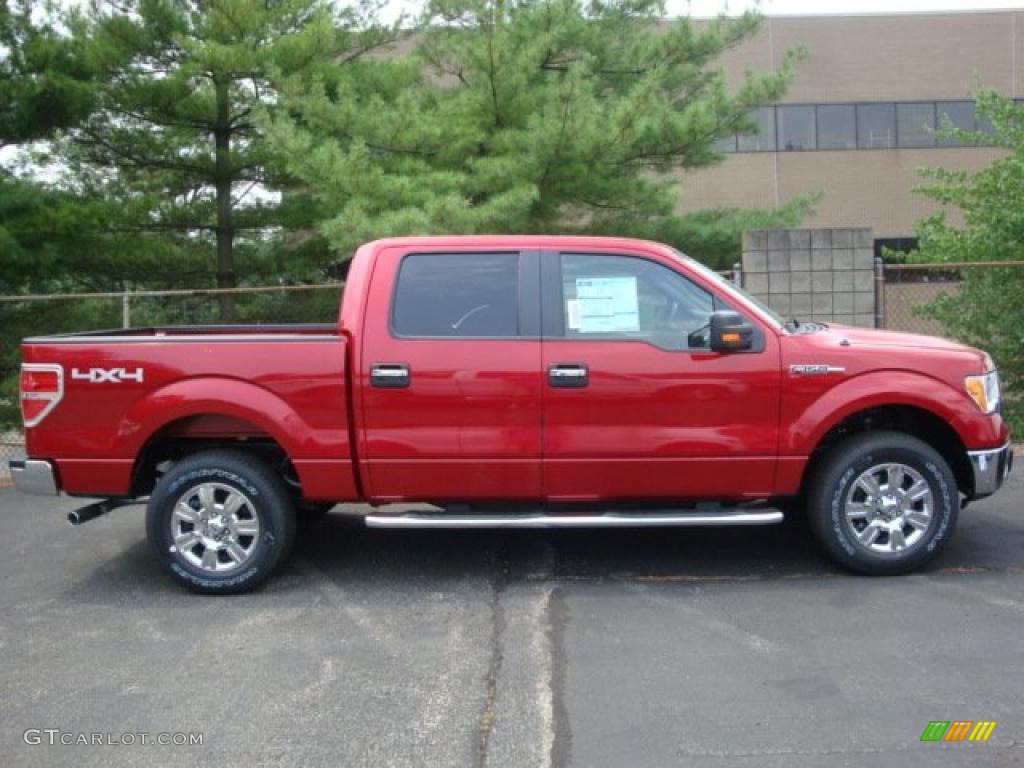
[269,0,804,260]
[1,0,98,283]
[52,0,399,317]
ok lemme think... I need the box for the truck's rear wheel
[808,431,958,575]
[146,450,296,594]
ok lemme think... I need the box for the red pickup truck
[10,236,1012,592]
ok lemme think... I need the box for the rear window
[392,253,520,337]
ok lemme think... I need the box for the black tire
[808,431,958,576]
[146,450,296,594]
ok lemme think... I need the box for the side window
[392,253,520,337]
[559,254,714,351]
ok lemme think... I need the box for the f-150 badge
[789,364,845,375]
[71,367,145,384]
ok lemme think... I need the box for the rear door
[359,247,542,502]
[540,250,781,502]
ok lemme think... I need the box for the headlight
[965,370,1000,414]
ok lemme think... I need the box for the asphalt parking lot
[1,473,1022,768]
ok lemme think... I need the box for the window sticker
[574,276,639,333]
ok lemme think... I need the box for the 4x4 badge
[71,367,145,384]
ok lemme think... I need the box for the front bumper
[967,442,1013,499]
[8,459,59,496]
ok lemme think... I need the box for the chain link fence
[0,431,22,486]
[882,260,1024,436]
[881,261,1024,334]
[882,262,973,335]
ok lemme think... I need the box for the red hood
[824,324,981,355]
[784,323,994,388]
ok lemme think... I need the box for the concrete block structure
[742,228,876,327]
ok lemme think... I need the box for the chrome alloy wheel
[169,482,261,573]
[844,463,934,554]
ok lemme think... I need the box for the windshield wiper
[785,316,801,332]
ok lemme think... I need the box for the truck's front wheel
[808,431,959,575]
[146,450,296,594]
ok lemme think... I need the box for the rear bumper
[967,442,1013,499]
[8,459,59,496]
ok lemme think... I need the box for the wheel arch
[123,377,315,498]
[130,413,299,498]
[799,403,973,499]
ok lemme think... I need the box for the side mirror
[709,310,754,352]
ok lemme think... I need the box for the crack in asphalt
[475,543,509,768]
[475,539,573,768]
[547,586,572,768]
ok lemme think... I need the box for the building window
[777,105,816,150]
[936,101,974,147]
[857,103,895,148]
[737,107,776,152]
[724,99,1008,153]
[897,102,936,147]
[816,104,856,149]
[976,111,996,135]
[875,237,919,261]
[713,133,737,154]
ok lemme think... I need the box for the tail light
[20,364,64,427]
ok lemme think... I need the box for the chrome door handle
[548,363,588,388]
[371,363,410,388]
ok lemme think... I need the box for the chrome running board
[364,509,784,529]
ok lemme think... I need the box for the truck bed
[20,324,355,501]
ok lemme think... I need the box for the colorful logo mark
[920,721,997,742]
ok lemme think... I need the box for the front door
[360,248,543,502]
[540,251,780,502]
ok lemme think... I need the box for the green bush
[912,90,1024,438]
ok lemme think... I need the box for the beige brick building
[681,9,1023,250]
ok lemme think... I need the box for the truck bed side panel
[22,335,356,500]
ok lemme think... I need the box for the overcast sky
[669,0,1024,16]
[33,0,1024,22]
[371,0,1024,20]
[372,1,1024,22]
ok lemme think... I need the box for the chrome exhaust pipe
[67,499,132,526]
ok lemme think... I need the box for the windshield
[670,249,786,328]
